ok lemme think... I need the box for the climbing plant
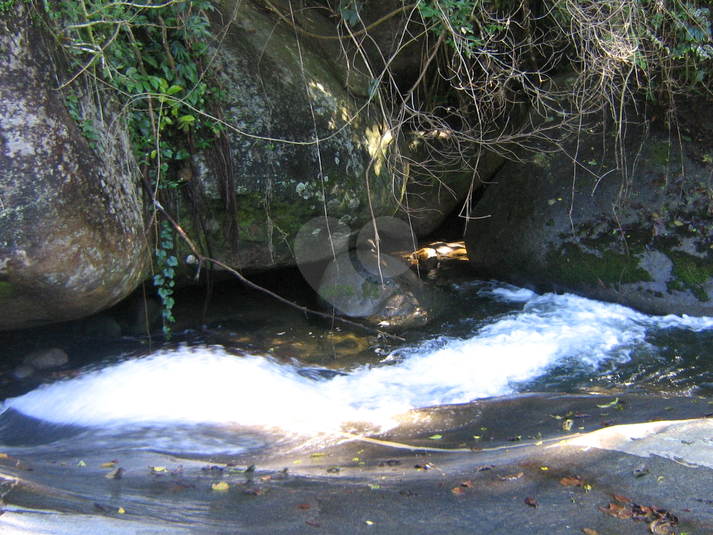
[40,0,222,334]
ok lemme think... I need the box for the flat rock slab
[1,393,712,534]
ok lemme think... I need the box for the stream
[2,268,713,532]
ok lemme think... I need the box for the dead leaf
[633,464,650,477]
[211,481,229,491]
[100,461,117,469]
[560,476,585,487]
[498,472,524,481]
[460,480,473,488]
[596,397,619,408]
[415,463,436,470]
[613,494,632,503]
[582,529,598,535]
[649,518,674,535]
[603,503,632,519]
[105,467,125,479]
[451,487,466,495]
[524,496,538,508]
[562,419,574,431]
[297,503,312,510]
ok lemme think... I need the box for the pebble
[22,348,69,370]
[10,364,35,380]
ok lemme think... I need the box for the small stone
[23,348,69,370]
[82,315,122,338]
[10,365,35,380]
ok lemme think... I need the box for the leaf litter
[598,494,678,534]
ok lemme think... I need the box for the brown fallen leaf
[524,496,538,508]
[451,487,466,495]
[582,529,598,535]
[560,476,585,487]
[297,503,312,510]
[613,494,632,503]
[599,503,632,519]
[460,480,473,488]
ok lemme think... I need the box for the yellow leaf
[149,466,166,472]
[365,520,374,525]
[428,434,442,440]
[596,397,619,408]
[673,220,685,226]
[77,460,86,467]
[117,507,125,514]
[212,481,229,491]
[100,462,116,469]
[0,453,8,459]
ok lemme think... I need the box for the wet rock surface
[1,393,712,534]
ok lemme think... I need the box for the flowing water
[2,278,713,458]
[4,272,713,533]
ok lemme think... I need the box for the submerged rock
[317,250,430,328]
[23,348,69,370]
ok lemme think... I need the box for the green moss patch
[668,251,712,301]
[547,243,652,288]
[0,281,14,299]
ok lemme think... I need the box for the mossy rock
[464,96,713,317]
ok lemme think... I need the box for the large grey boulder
[173,0,408,272]
[465,96,713,316]
[0,6,149,330]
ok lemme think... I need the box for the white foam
[4,288,713,438]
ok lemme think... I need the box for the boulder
[317,249,430,328]
[0,5,149,330]
[465,95,713,316]
[171,0,408,273]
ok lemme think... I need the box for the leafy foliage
[41,0,222,333]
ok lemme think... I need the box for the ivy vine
[40,0,223,334]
